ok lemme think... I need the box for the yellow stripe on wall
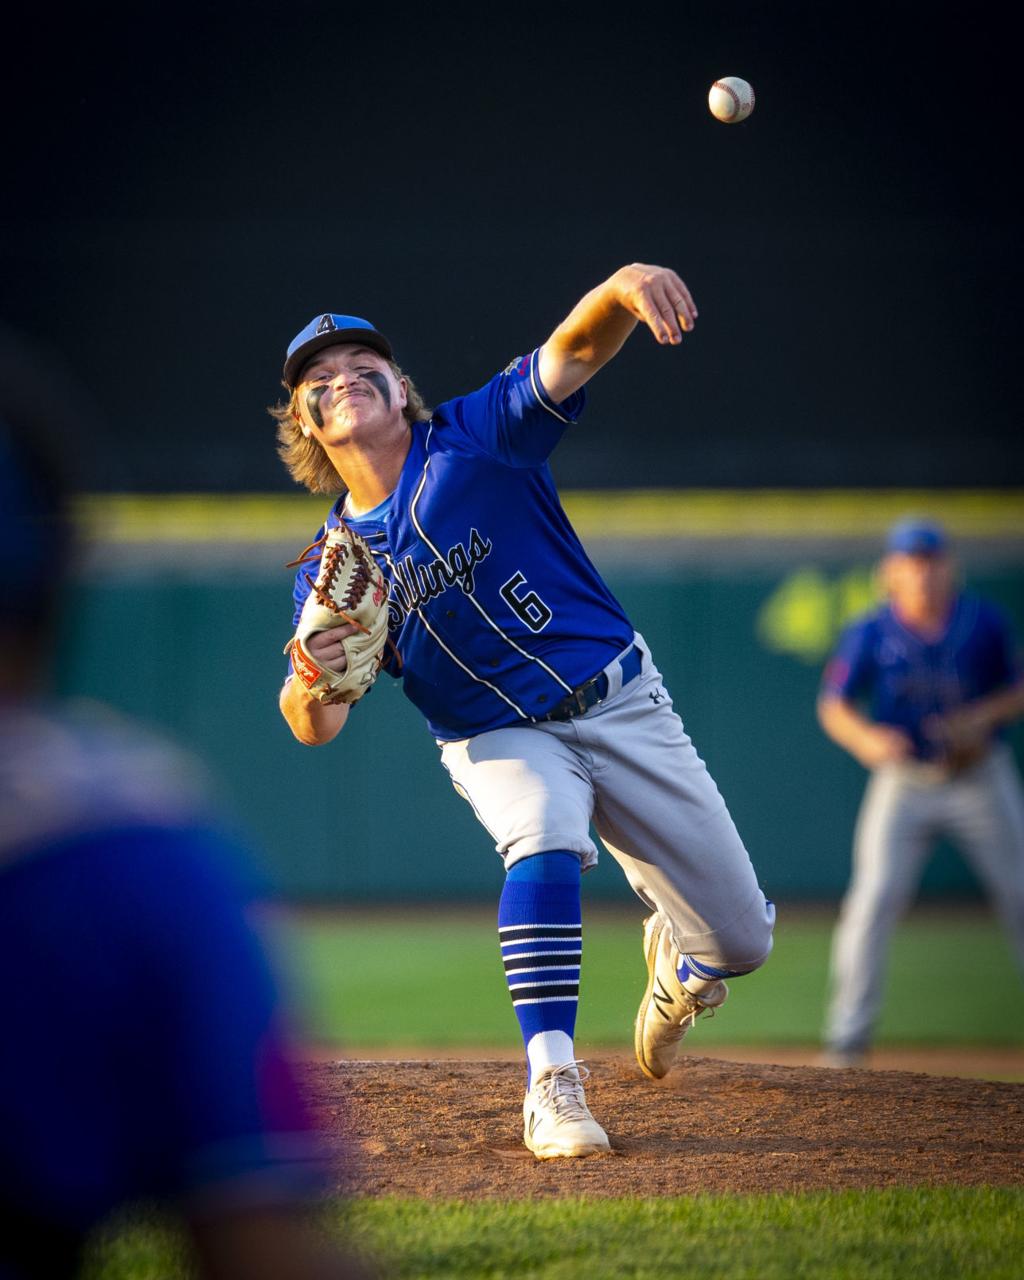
[563,489,1024,539]
[75,490,1024,544]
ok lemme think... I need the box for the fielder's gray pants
[825,743,1024,1054]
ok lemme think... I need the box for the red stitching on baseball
[715,81,740,114]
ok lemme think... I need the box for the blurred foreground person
[0,343,366,1279]
[817,518,1024,1066]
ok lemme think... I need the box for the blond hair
[268,362,431,495]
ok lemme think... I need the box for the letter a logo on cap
[315,314,337,335]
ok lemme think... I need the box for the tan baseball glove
[285,523,391,705]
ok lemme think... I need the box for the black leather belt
[538,644,643,723]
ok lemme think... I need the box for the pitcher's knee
[727,935,773,976]
[714,894,775,975]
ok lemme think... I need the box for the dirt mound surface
[302,1056,1024,1198]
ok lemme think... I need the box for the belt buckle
[538,673,604,724]
[577,674,603,715]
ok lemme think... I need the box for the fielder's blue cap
[283,313,394,389]
[885,517,950,555]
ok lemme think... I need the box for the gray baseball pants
[826,743,1024,1054]
[439,634,775,977]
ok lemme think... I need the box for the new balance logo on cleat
[522,1063,610,1159]
[634,914,729,1080]
[651,976,676,1021]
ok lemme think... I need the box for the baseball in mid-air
[708,76,755,124]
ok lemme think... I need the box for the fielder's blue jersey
[290,349,634,740]
[0,705,325,1234]
[821,594,1020,760]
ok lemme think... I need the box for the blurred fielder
[0,339,366,1280]
[273,264,775,1158]
[818,518,1024,1065]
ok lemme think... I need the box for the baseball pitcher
[273,264,775,1158]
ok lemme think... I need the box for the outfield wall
[63,491,1024,903]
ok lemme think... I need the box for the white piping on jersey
[379,546,532,720]
[408,423,574,694]
[528,347,575,424]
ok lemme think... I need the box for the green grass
[84,1188,1024,1279]
[78,911,1022,1278]
[268,907,1024,1049]
[74,910,1023,1279]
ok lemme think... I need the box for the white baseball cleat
[522,1062,610,1159]
[634,913,728,1080]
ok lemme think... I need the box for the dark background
[3,1,1020,492]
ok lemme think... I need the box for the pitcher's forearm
[538,264,696,402]
[545,274,640,367]
[279,676,349,745]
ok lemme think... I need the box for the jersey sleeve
[821,617,877,701]
[291,556,318,629]
[438,348,587,468]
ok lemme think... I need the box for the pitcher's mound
[302,1055,1024,1198]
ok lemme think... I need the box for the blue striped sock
[498,852,582,1086]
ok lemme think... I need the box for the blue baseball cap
[283,313,393,389]
[885,517,950,555]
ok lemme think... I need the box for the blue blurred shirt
[821,593,1020,760]
[0,705,325,1237]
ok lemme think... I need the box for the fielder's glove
[285,523,391,705]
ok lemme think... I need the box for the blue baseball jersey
[290,349,634,740]
[821,594,1020,759]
